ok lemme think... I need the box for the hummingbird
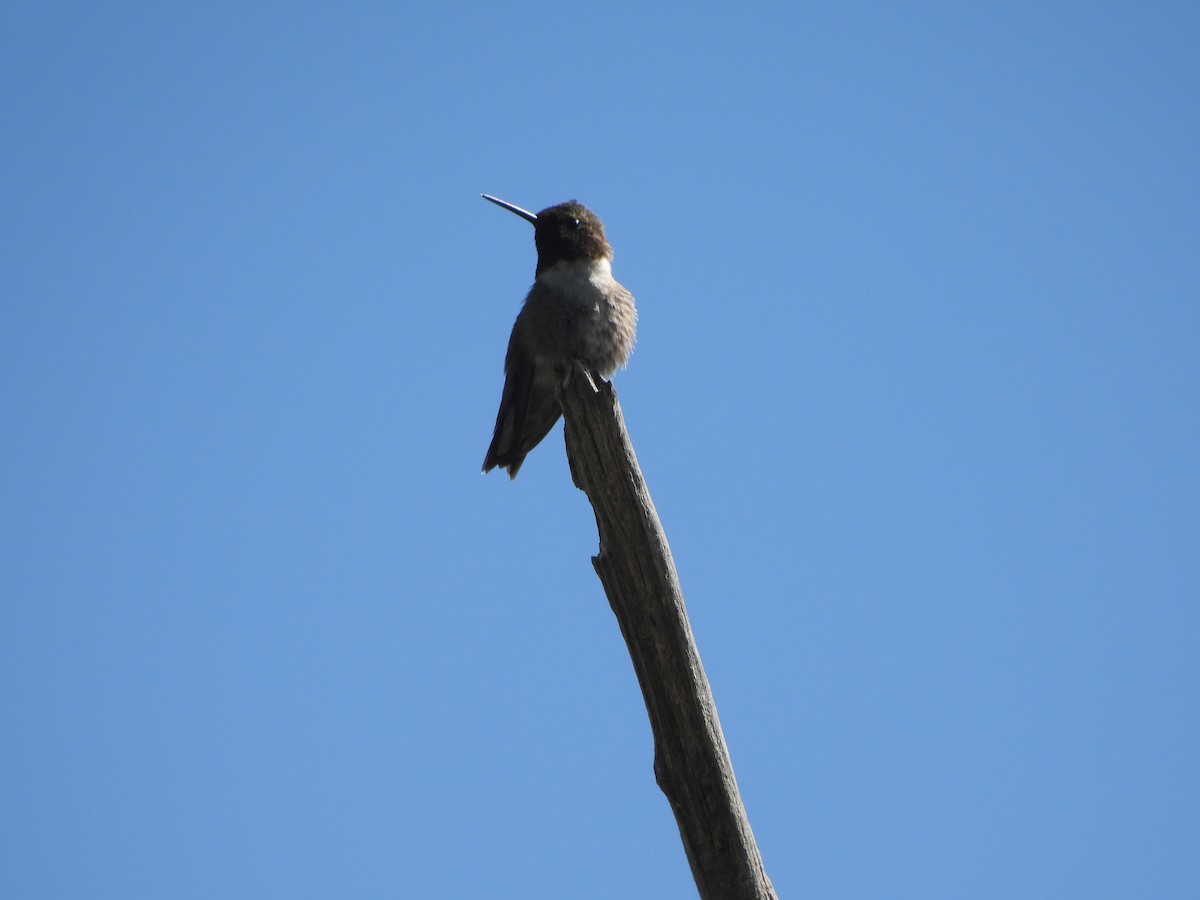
[481,194,637,479]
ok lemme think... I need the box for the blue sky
[2,3,1197,897]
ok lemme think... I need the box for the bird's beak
[481,194,537,224]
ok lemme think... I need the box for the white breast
[537,257,615,310]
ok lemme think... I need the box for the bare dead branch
[558,366,776,900]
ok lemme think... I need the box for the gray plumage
[481,198,636,479]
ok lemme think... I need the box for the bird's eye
[572,218,581,229]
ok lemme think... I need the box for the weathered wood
[558,365,776,900]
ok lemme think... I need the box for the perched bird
[481,194,637,478]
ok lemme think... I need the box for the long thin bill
[480,194,537,223]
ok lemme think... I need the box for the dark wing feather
[482,352,564,479]
[482,333,534,477]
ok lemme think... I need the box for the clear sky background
[2,3,1197,898]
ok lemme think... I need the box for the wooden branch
[558,365,777,900]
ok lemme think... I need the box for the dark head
[481,194,612,276]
